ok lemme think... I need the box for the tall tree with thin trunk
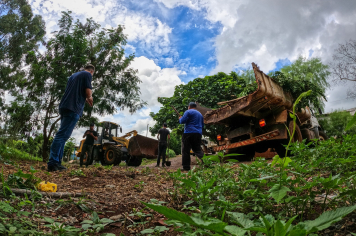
[331,39,356,99]
[7,11,146,161]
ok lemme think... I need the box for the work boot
[162,164,166,167]
[47,165,58,172]
[56,164,67,171]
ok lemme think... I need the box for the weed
[69,169,86,177]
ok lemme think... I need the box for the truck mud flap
[214,130,280,152]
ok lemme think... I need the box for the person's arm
[86,88,93,106]
[179,111,189,124]
[168,134,170,140]
[89,132,98,141]
[83,131,88,138]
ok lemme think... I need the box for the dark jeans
[48,110,80,167]
[80,144,93,167]
[182,133,204,170]
[157,143,167,166]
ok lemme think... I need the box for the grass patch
[0,143,41,162]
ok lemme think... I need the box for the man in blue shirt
[179,102,204,171]
[47,64,95,172]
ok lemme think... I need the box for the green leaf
[0,223,5,233]
[44,217,55,223]
[274,220,286,236]
[269,184,291,203]
[224,225,246,236]
[81,224,92,230]
[81,220,94,224]
[142,202,227,234]
[301,205,356,233]
[179,179,196,189]
[226,212,254,228]
[140,228,154,234]
[345,112,356,131]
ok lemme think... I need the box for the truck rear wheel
[275,121,303,157]
[126,156,142,167]
[103,146,122,165]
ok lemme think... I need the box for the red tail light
[217,135,222,141]
[259,119,266,127]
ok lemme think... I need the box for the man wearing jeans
[179,102,204,171]
[80,123,98,167]
[47,65,95,172]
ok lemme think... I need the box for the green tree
[63,137,76,162]
[6,11,145,161]
[0,0,45,106]
[168,129,182,155]
[318,111,356,138]
[271,56,330,112]
[150,71,248,142]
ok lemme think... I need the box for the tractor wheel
[319,131,328,141]
[126,156,142,167]
[103,146,122,165]
[274,121,303,157]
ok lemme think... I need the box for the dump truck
[196,63,327,160]
[76,121,158,166]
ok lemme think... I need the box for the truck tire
[275,121,303,157]
[126,156,142,167]
[319,131,328,141]
[239,148,255,162]
[103,146,122,165]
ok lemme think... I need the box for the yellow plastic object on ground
[37,181,57,192]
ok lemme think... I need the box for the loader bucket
[128,134,159,159]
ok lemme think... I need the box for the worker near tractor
[80,123,98,167]
[47,64,95,172]
[179,102,204,171]
[156,123,170,167]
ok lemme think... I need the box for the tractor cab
[95,122,122,144]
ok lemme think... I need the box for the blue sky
[27,0,356,142]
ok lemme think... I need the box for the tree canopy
[4,11,146,161]
[150,71,251,142]
[318,111,356,138]
[0,0,45,106]
[270,56,330,112]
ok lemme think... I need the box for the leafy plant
[70,169,86,177]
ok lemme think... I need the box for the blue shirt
[179,109,204,134]
[59,71,92,116]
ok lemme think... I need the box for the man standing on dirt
[47,64,95,172]
[80,123,98,167]
[179,102,204,171]
[156,123,170,167]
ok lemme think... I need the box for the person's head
[163,123,167,128]
[84,64,95,76]
[90,123,94,130]
[188,102,197,110]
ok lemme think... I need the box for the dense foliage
[0,0,45,107]
[318,110,356,138]
[270,56,329,112]
[150,71,252,142]
[4,11,145,161]
[144,134,356,235]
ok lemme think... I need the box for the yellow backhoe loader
[76,121,158,166]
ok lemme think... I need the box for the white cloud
[29,0,172,55]
[131,56,183,107]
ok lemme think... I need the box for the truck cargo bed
[200,63,293,125]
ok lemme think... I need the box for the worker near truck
[156,123,170,167]
[47,64,95,172]
[179,102,204,171]
[80,123,98,167]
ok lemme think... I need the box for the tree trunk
[42,136,49,162]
